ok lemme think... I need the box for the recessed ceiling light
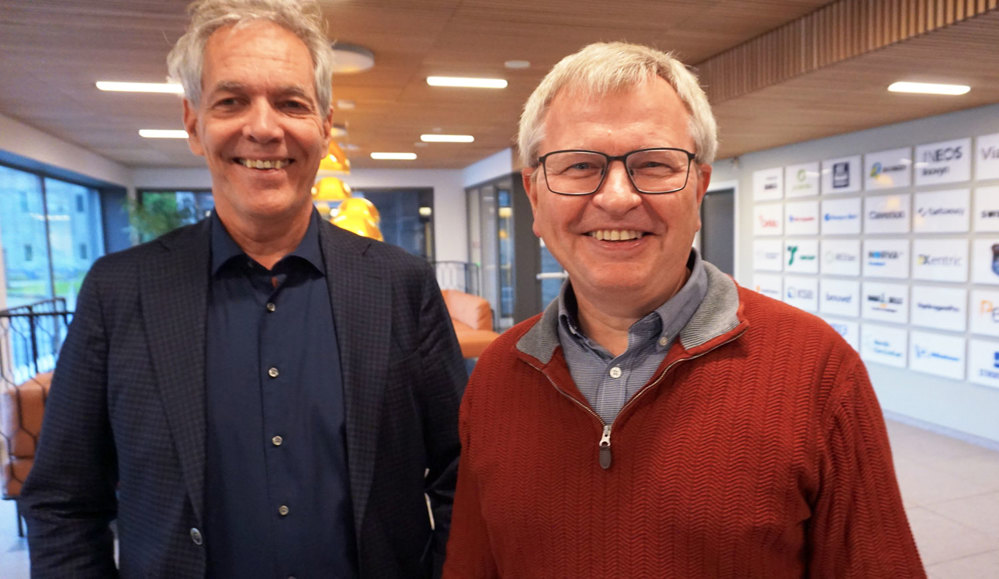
[331,43,375,74]
[426,76,507,89]
[888,81,970,95]
[420,134,475,143]
[97,81,184,94]
[330,124,349,138]
[335,99,356,110]
[504,60,530,69]
[370,152,417,160]
[139,129,189,139]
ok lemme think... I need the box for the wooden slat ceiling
[0,0,996,171]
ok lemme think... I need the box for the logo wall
[970,289,999,337]
[754,204,783,236]
[820,279,859,317]
[753,274,783,300]
[973,186,999,232]
[821,197,861,235]
[785,240,819,274]
[753,239,783,272]
[784,162,819,198]
[785,201,819,235]
[861,324,907,368]
[862,281,908,323]
[911,285,967,332]
[822,155,861,195]
[968,339,999,390]
[864,147,912,190]
[911,238,968,282]
[753,167,783,201]
[863,239,909,279]
[909,331,966,380]
[784,276,818,312]
[864,194,910,234]
[821,239,860,276]
[915,137,971,186]
[913,189,970,233]
[977,132,999,181]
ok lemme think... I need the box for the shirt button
[268,367,279,378]
[272,435,283,446]
[278,505,290,516]
[190,527,203,545]
[658,336,669,347]
[266,302,276,312]
[609,366,622,379]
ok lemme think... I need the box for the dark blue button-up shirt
[204,210,357,578]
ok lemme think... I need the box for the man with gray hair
[444,42,924,577]
[21,0,465,577]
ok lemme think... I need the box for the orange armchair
[440,289,500,358]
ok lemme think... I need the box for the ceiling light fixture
[138,129,189,139]
[426,76,507,89]
[420,134,475,143]
[370,152,417,160]
[331,43,375,74]
[97,81,184,94]
[887,81,970,95]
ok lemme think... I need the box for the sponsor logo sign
[968,338,999,390]
[785,200,819,235]
[860,323,907,368]
[783,275,818,312]
[915,137,971,186]
[909,331,966,380]
[976,132,999,181]
[972,239,999,285]
[784,162,820,198]
[752,274,783,301]
[973,186,999,232]
[754,203,783,236]
[785,239,819,274]
[821,239,861,276]
[969,289,999,337]
[753,167,783,201]
[753,239,783,272]
[862,239,909,279]
[820,197,862,235]
[823,317,859,351]
[910,285,967,332]
[913,189,970,233]
[911,238,968,282]
[862,281,909,323]
[864,194,910,234]
[821,155,861,195]
[820,279,860,317]
[864,147,912,190]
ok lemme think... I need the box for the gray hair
[167,0,335,114]
[518,42,718,167]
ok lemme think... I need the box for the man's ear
[182,99,204,157]
[522,168,543,237]
[695,163,712,205]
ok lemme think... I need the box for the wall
[712,102,999,447]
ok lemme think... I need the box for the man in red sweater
[443,42,925,578]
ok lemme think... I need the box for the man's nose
[243,100,283,143]
[592,160,642,213]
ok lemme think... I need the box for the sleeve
[415,268,469,578]
[19,262,120,578]
[442,370,499,579]
[806,355,926,578]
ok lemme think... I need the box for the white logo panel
[784,276,818,312]
[915,137,971,186]
[821,197,862,235]
[970,239,999,285]
[973,186,999,232]
[969,289,999,337]
[909,331,965,381]
[968,338,999,390]
[820,279,860,318]
[785,201,819,235]
[785,162,820,198]
[785,240,819,274]
[975,132,999,182]
[821,155,861,195]
[753,167,783,201]
[911,238,968,282]
[913,189,970,233]
[860,323,908,368]
[862,281,909,324]
[910,285,967,332]
[823,318,859,351]
[753,239,783,272]
[821,239,861,276]
[865,147,912,190]
[863,239,909,279]
[754,203,783,236]
[864,194,911,234]
[752,274,783,301]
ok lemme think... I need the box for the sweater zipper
[529,330,745,470]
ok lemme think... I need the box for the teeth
[239,159,289,169]
[591,230,641,241]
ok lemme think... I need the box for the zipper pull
[598,424,612,470]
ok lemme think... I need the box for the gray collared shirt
[557,249,708,424]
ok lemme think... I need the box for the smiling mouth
[589,229,645,241]
[235,158,293,170]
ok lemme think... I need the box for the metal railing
[433,261,481,296]
[1,298,72,387]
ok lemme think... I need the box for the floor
[0,419,997,577]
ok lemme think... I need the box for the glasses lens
[543,151,607,195]
[626,149,691,193]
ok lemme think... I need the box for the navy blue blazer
[21,218,466,578]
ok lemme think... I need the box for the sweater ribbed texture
[444,286,925,578]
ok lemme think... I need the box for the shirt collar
[210,209,326,275]
[557,248,708,347]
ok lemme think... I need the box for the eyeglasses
[536,147,696,195]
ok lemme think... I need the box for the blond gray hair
[518,42,717,167]
[167,0,335,113]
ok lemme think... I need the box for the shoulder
[84,221,208,284]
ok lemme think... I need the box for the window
[133,190,214,243]
[24,245,33,261]
[351,188,435,260]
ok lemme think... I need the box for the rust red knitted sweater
[444,280,924,578]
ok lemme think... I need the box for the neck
[219,207,312,270]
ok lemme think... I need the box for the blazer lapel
[140,220,211,523]
[318,222,390,535]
